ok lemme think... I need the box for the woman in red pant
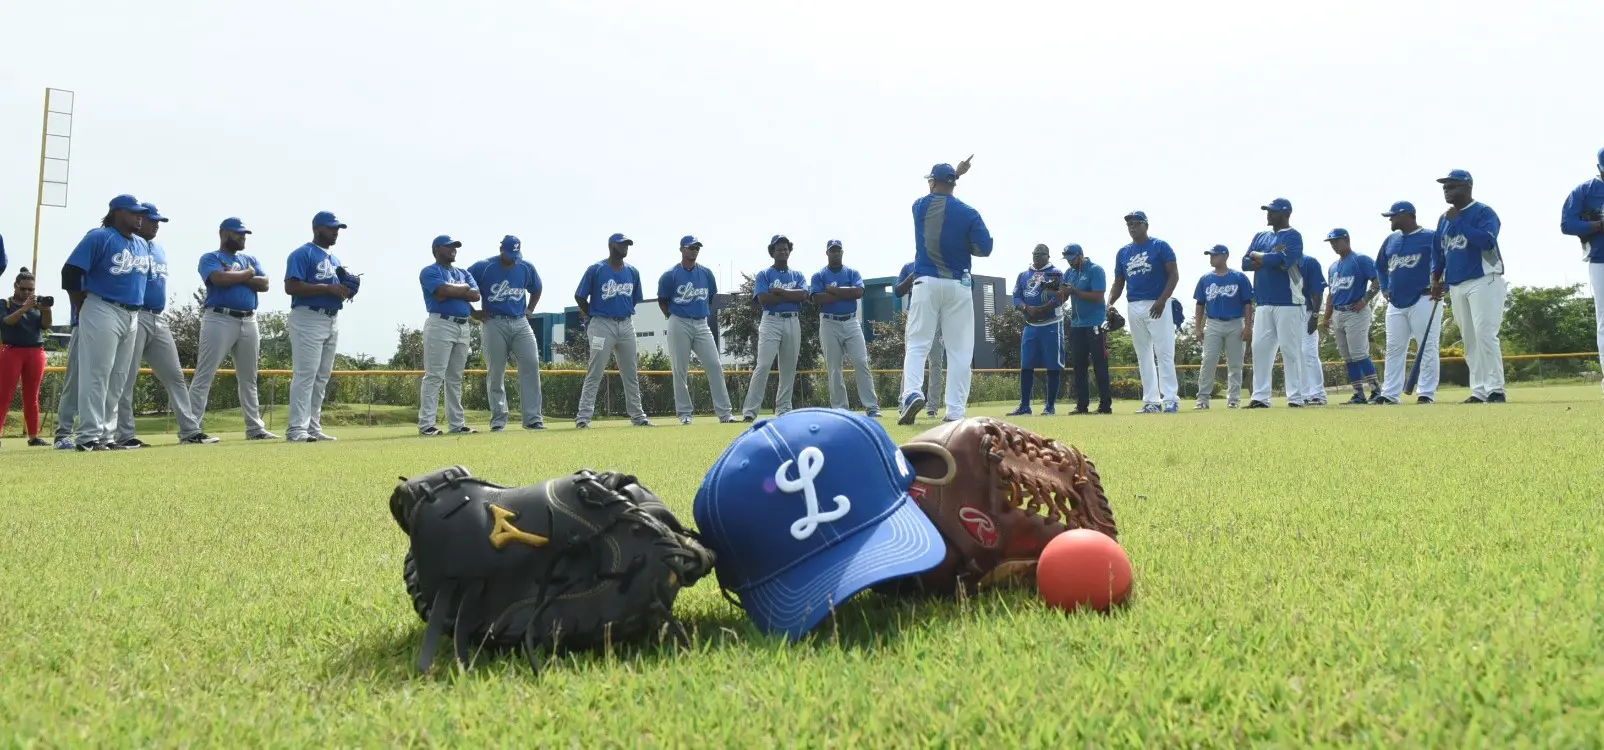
[2,267,53,448]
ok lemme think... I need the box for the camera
[37,295,54,307]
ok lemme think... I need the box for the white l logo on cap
[775,446,851,541]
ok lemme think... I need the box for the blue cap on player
[313,211,347,229]
[500,235,521,253]
[219,217,252,234]
[692,408,947,641]
[1325,228,1349,241]
[769,234,792,249]
[1062,243,1084,259]
[1436,169,1473,184]
[1261,197,1294,212]
[1123,210,1148,223]
[108,194,149,213]
[140,202,169,222]
[431,234,462,249]
[826,239,843,250]
[680,235,702,249]
[1596,147,1603,170]
[1381,201,1416,218]
[1204,244,1229,255]
[925,163,958,183]
[608,232,633,246]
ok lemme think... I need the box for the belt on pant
[295,306,339,317]
[431,313,469,325]
[765,311,797,318]
[93,296,141,312]
[1336,302,1367,312]
[1208,316,1241,322]
[594,315,629,321]
[490,314,526,320]
[821,313,856,321]
[210,306,255,318]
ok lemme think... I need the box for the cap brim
[738,495,946,641]
[319,222,348,229]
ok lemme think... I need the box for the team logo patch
[958,506,999,548]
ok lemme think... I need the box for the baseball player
[417,235,481,436]
[1060,244,1113,414]
[1006,243,1066,416]
[1431,169,1507,403]
[740,235,809,421]
[467,235,547,431]
[1319,228,1382,404]
[656,235,736,425]
[809,239,881,417]
[1375,201,1442,405]
[283,210,352,443]
[573,233,651,428]
[899,157,992,425]
[62,194,153,451]
[897,261,941,418]
[112,203,215,447]
[1559,147,1604,398]
[1107,210,1180,413]
[52,286,82,449]
[1242,197,1308,409]
[1192,245,1255,409]
[1298,250,1329,406]
[189,217,277,438]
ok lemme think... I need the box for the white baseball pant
[1591,262,1604,396]
[1250,305,1307,405]
[1448,274,1508,400]
[1126,299,1178,406]
[1380,297,1442,402]
[900,277,973,419]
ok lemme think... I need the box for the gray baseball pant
[1332,306,1374,387]
[482,315,545,429]
[575,316,646,423]
[286,306,338,440]
[116,310,202,442]
[1196,317,1245,406]
[666,315,733,420]
[742,312,801,418]
[74,295,140,446]
[189,310,268,437]
[55,326,79,441]
[820,315,878,411]
[419,314,471,432]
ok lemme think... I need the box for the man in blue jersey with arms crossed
[1006,243,1066,416]
[897,261,941,418]
[1375,201,1441,405]
[1242,197,1307,409]
[63,194,153,451]
[468,235,546,431]
[1060,244,1113,414]
[1318,228,1381,405]
[189,217,276,438]
[740,235,809,421]
[1431,170,1507,403]
[417,235,481,436]
[1107,210,1181,413]
[574,233,651,428]
[1191,245,1254,409]
[810,239,881,417]
[658,235,736,425]
[1299,249,1329,406]
[115,202,214,446]
[900,156,991,425]
[283,210,353,442]
[1559,148,1604,398]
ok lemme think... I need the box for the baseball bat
[1404,295,1441,395]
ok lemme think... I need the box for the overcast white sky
[3,0,1601,358]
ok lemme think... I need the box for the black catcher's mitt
[335,266,362,300]
[389,466,716,674]
[1103,307,1126,332]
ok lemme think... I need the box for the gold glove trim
[488,504,550,549]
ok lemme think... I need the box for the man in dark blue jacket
[1431,169,1507,403]
[1560,148,1604,398]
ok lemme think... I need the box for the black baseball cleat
[1463,395,1485,404]
[27,437,48,447]
[118,438,146,449]
[1416,396,1435,404]
[1346,394,1369,405]
[180,433,221,445]
[1487,392,1507,403]
[1005,406,1031,417]
[420,427,444,436]
[450,426,478,434]
[1246,400,1271,409]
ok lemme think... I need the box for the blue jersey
[1114,239,1176,302]
[284,242,345,311]
[65,227,151,307]
[1327,253,1378,310]
[1243,228,1306,306]
[1300,256,1326,311]
[809,265,863,316]
[420,264,478,318]
[575,260,643,318]
[754,266,808,314]
[199,250,264,311]
[1560,177,1604,263]
[141,241,171,312]
[658,263,717,319]
[1193,270,1254,320]
[467,256,542,318]
[1013,264,1065,326]
[910,192,994,280]
[1062,260,1108,328]
[1433,202,1503,286]
[1375,228,1436,309]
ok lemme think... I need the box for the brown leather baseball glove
[876,417,1118,597]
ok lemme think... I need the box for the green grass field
[3,385,1602,747]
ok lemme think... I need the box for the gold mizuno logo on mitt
[488,504,549,549]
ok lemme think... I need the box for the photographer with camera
[2,267,53,448]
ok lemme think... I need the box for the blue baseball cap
[1436,169,1473,184]
[769,234,792,249]
[139,202,169,222]
[680,235,703,249]
[1325,228,1350,241]
[925,163,958,183]
[1261,197,1293,212]
[431,234,462,248]
[826,239,843,250]
[1381,201,1416,218]
[1204,244,1229,256]
[108,194,149,213]
[500,235,521,253]
[1061,243,1084,258]
[1596,147,1603,170]
[313,211,347,229]
[692,408,947,641]
[608,232,633,246]
[1123,210,1148,223]
[219,217,252,234]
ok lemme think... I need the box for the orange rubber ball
[1037,529,1133,612]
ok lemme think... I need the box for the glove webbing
[981,421,1094,527]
